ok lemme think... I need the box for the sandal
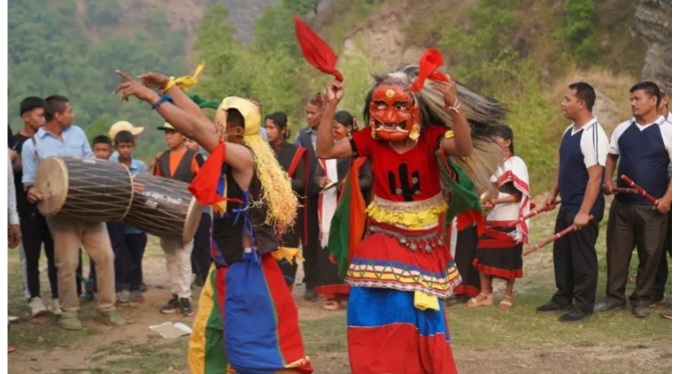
[466,293,493,307]
[322,300,341,311]
[499,295,514,311]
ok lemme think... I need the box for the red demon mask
[369,84,420,141]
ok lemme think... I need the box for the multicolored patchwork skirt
[188,254,313,374]
[347,287,458,374]
[345,225,462,298]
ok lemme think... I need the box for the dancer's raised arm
[113,70,254,173]
[316,80,352,159]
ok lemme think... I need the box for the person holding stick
[466,125,530,311]
[535,82,609,323]
[594,81,672,318]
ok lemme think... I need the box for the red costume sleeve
[425,126,448,152]
[350,127,374,158]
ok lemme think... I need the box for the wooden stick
[508,201,561,226]
[620,174,659,206]
[613,187,638,195]
[523,215,594,256]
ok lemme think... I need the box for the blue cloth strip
[347,287,450,340]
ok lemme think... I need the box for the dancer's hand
[431,76,458,107]
[113,70,159,104]
[326,80,344,105]
[137,72,171,90]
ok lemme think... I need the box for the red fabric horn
[294,15,344,82]
[411,48,449,92]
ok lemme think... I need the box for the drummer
[152,122,203,317]
[21,95,124,330]
[81,135,115,301]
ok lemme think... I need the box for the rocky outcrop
[635,0,672,87]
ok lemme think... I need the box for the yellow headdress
[215,97,298,231]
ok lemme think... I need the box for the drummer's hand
[136,72,170,90]
[133,182,144,194]
[8,224,21,249]
[26,186,42,203]
[113,70,160,104]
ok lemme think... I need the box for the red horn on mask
[410,48,449,92]
[294,15,344,82]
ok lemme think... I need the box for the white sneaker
[8,316,19,323]
[48,299,62,316]
[29,297,47,317]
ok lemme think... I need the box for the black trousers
[605,200,668,307]
[454,225,480,297]
[109,221,148,292]
[302,195,321,290]
[550,208,600,313]
[21,212,58,299]
[191,213,212,286]
[653,208,672,301]
[125,233,147,292]
[108,222,127,293]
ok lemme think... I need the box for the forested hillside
[8,0,671,189]
[8,0,280,159]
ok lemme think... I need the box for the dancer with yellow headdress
[114,67,313,374]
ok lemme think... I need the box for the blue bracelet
[151,94,175,110]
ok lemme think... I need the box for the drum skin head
[183,197,204,243]
[35,157,68,216]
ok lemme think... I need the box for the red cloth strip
[453,284,479,298]
[472,259,523,280]
[294,16,343,82]
[411,48,449,92]
[189,141,228,206]
[261,255,312,372]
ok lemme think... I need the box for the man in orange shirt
[153,123,203,317]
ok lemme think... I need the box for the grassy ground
[7,201,672,374]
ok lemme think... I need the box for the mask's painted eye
[377,103,387,110]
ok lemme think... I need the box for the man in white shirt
[595,81,672,318]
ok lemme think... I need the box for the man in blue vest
[536,82,609,322]
[595,81,672,318]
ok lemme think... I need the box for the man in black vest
[153,122,204,317]
[596,81,672,318]
[293,94,324,301]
